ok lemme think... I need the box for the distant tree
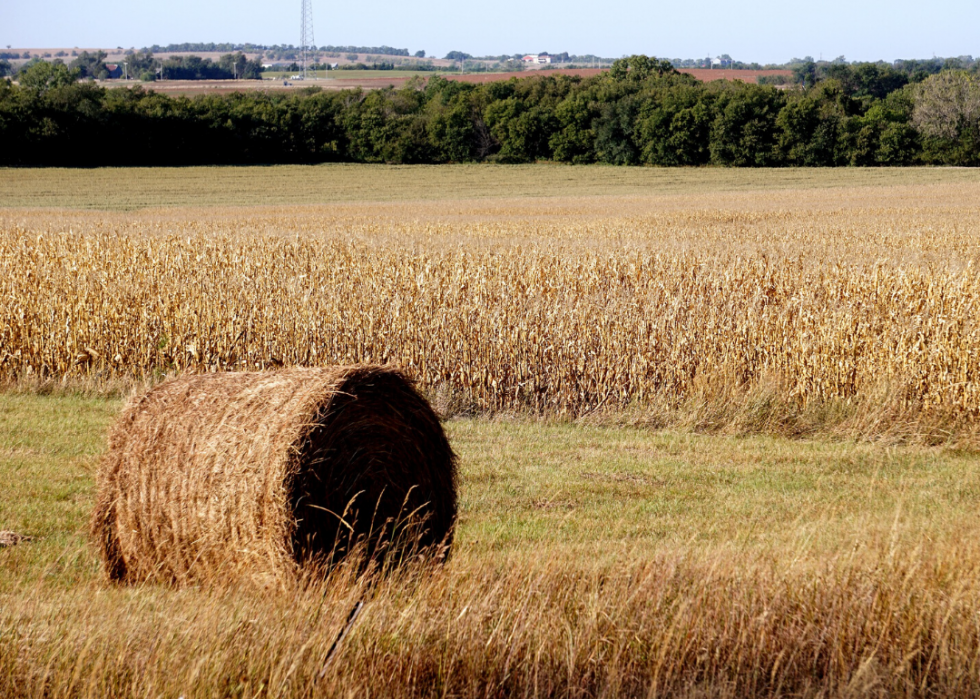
[636,85,714,165]
[823,62,908,103]
[126,50,158,78]
[317,44,409,56]
[793,60,818,88]
[70,50,108,79]
[445,51,471,61]
[710,84,785,166]
[549,92,597,163]
[17,59,80,92]
[241,57,263,80]
[218,52,249,79]
[912,71,980,164]
[595,97,642,164]
[777,84,847,165]
[609,55,676,82]
[913,71,980,140]
[414,50,425,58]
[0,59,11,78]
[847,90,918,165]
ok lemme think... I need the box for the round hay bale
[91,366,457,585]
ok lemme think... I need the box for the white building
[522,54,552,65]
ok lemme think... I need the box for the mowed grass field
[3,166,980,696]
[2,163,978,209]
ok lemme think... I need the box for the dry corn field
[3,176,980,438]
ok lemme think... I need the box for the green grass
[2,164,979,210]
[4,393,979,588]
[0,394,119,588]
[452,418,980,560]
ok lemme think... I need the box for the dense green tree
[424,77,478,161]
[216,52,261,80]
[241,58,264,80]
[635,82,713,165]
[777,82,850,165]
[594,96,641,164]
[838,88,917,165]
[341,87,432,162]
[484,97,540,162]
[824,62,908,103]
[69,51,108,79]
[297,90,346,159]
[17,60,80,93]
[640,102,713,166]
[792,60,818,88]
[609,55,676,83]
[550,92,599,163]
[709,84,785,166]
[126,50,158,79]
[160,55,241,80]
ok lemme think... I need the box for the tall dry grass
[3,541,980,697]
[2,184,980,440]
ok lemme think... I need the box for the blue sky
[1,0,976,64]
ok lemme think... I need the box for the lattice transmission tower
[301,0,316,79]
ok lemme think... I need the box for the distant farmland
[136,67,793,95]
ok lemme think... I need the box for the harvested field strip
[1,164,979,210]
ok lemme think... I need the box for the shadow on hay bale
[91,366,458,585]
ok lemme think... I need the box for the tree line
[4,50,264,82]
[146,43,413,57]
[1,55,978,167]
